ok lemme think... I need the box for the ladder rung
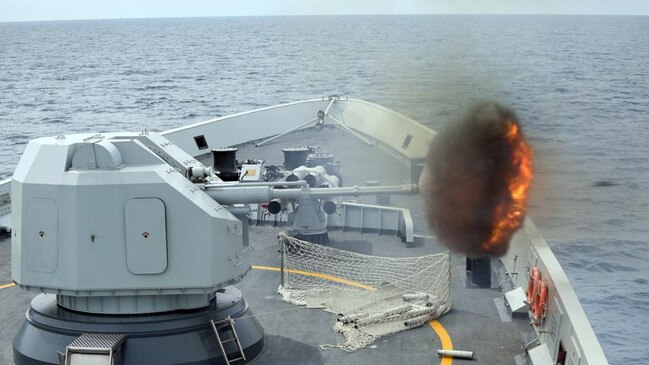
[211,316,246,365]
[213,321,226,325]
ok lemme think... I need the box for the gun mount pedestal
[13,287,264,365]
[11,133,269,365]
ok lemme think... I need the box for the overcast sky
[2,0,648,22]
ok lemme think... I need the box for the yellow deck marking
[251,265,376,291]
[251,264,453,363]
[429,319,454,364]
[0,282,16,290]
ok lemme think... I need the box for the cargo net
[277,233,452,351]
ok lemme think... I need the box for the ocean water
[1,15,648,364]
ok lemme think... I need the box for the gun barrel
[204,184,418,205]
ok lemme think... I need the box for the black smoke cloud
[419,102,529,257]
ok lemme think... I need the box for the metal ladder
[210,316,246,365]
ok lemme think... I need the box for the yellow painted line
[430,319,453,365]
[251,265,376,291]
[0,282,16,290]
[251,264,453,363]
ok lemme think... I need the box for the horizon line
[2,12,648,24]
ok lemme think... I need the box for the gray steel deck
[0,127,534,364]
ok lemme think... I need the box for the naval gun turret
[11,132,417,365]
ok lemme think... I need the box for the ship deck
[0,127,535,364]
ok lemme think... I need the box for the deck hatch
[125,198,168,274]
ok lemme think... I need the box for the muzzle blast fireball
[420,102,533,257]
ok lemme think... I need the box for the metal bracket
[227,225,242,236]
[229,254,244,266]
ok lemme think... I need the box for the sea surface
[1,15,648,364]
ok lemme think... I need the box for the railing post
[279,235,286,288]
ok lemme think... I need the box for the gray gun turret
[12,132,417,315]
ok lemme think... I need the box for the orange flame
[482,120,534,252]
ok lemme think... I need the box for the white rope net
[277,233,452,351]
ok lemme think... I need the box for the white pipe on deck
[436,349,474,359]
